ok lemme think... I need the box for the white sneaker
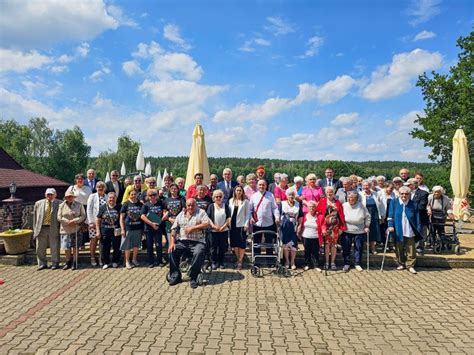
[408,267,417,274]
[304,265,310,271]
[285,263,290,269]
[102,264,109,270]
[112,263,118,268]
[126,262,133,269]
[355,265,363,272]
[396,265,405,270]
[331,263,337,270]
[131,260,140,267]
[343,265,350,272]
[291,264,296,270]
[91,258,97,267]
[314,267,322,272]
[324,263,329,270]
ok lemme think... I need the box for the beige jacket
[33,198,61,238]
[57,201,86,235]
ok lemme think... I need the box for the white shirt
[400,199,414,238]
[302,213,318,239]
[213,206,228,232]
[249,191,280,227]
[112,181,120,196]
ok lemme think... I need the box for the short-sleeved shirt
[163,196,186,218]
[141,201,164,232]
[171,208,211,243]
[97,204,121,228]
[121,201,143,231]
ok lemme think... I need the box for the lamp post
[9,181,16,199]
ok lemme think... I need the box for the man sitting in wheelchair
[168,198,211,289]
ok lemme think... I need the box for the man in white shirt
[250,180,280,255]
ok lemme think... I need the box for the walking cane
[380,229,390,272]
[366,230,370,272]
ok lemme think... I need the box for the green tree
[0,119,31,166]
[411,32,473,171]
[48,126,91,182]
[26,117,53,173]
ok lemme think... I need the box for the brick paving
[0,265,473,354]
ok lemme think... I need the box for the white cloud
[345,142,364,152]
[50,65,68,74]
[384,119,393,126]
[149,52,203,81]
[239,38,271,52]
[133,41,164,59]
[88,67,111,82]
[163,24,191,50]
[138,79,226,109]
[122,60,143,76]
[213,97,292,123]
[0,48,53,72]
[0,87,75,128]
[264,16,295,36]
[0,0,127,49]
[413,30,436,41]
[300,36,324,58]
[361,48,442,101]
[406,0,442,26]
[331,112,359,126]
[317,75,357,104]
[76,43,90,57]
[214,75,356,123]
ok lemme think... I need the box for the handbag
[252,192,266,222]
[106,204,121,236]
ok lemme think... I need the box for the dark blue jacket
[217,180,238,204]
[387,198,422,243]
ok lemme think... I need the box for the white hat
[45,188,56,195]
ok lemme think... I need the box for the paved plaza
[0,265,473,354]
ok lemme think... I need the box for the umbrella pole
[380,230,390,272]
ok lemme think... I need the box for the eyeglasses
[400,193,409,195]
[148,193,157,197]
[134,180,141,182]
[111,174,119,177]
[215,196,223,199]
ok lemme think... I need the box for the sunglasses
[215,196,223,198]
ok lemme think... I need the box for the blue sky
[0,0,472,162]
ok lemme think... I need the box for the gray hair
[340,177,351,184]
[347,191,359,199]
[246,173,257,182]
[324,186,335,193]
[196,185,206,191]
[307,200,317,208]
[376,175,386,182]
[432,185,445,194]
[305,173,317,182]
[279,173,288,180]
[293,176,303,183]
[399,186,410,194]
[107,192,117,198]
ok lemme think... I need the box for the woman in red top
[316,186,347,270]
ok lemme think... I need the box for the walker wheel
[454,245,461,255]
[251,266,260,278]
[166,272,171,282]
[197,273,204,286]
[433,243,442,254]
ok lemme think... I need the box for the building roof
[0,148,69,189]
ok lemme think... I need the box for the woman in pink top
[244,173,258,200]
[301,173,323,214]
[273,173,289,204]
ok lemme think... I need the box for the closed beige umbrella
[185,124,210,189]
[450,129,471,221]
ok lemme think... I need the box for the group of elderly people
[32,165,454,287]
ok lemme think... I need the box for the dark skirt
[229,227,247,249]
[367,204,381,242]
